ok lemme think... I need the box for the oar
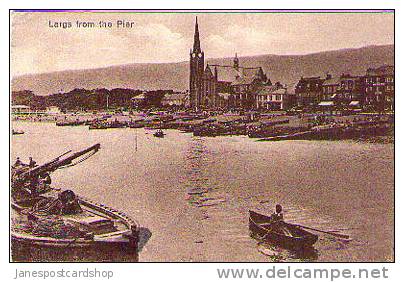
[294,224,350,239]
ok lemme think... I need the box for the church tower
[233,53,239,70]
[189,17,204,109]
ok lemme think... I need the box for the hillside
[11,45,394,96]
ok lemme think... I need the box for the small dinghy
[153,129,165,138]
[249,210,318,250]
[12,129,24,135]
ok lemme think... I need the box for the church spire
[193,16,201,52]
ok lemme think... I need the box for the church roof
[162,92,188,102]
[323,77,340,86]
[210,65,264,85]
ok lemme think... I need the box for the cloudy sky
[11,11,394,76]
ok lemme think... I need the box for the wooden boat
[258,130,313,141]
[153,129,165,138]
[12,129,24,135]
[56,121,85,126]
[129,122,144,128]
[88,123,109,130]
[249,210,318,250]
[11,193,140,262]
[11,144,141,262]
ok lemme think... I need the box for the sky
[11,11,394,76]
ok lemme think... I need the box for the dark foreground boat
[11,144,140,262]
[249,210,318,250]
[11,194,139,262]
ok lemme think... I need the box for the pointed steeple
[193,16,201,52]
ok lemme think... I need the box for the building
[256,83,294,110]
[189,18,270,110]
[189,17,205,109]
[131,92,147,108]
[321,74,340,101]
[299,72,368,110]
[46,106,62,115]
[363,65,394,111]
[161,92,189,108]
[295,76,324,107]
[11,105,31,114]
[338,74,363,106]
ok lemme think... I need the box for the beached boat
[128,121,144,128]
[249,210,318,250]
[11,193,139,262]
[88,123,109,130]
[10,144,141,262]
[258,130,313,141]
[12,129,24,135]
[56,121,85,126]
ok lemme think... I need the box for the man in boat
[271,204,284,222]
[28,190,82,216]
[29,157,37,168]
[13,157,23,168]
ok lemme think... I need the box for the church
[189,17,272,110]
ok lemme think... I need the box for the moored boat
[11,144,141,262]
[11,193,140,262]
[249,210,318,250]
[153,129,165,138]
[12,129,24,135]
[56,120,85,126]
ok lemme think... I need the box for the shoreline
[12,111,394,143]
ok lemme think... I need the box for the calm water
[11,121,394,262]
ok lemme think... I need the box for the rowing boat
[12,129,24,135]
[153,129,165,138]
[249,210,318,250]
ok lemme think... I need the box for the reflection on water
[11,122,394,262]
[257,242,319,262]
[184,136,211,196]
[137,227,152,252]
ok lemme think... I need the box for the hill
[11,44,394,96]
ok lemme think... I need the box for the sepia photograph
[9,9,394,263]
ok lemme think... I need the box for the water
[11,121,394,262]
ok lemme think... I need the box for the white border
[1,1,401,281]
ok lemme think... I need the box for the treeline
[11,88,175,111]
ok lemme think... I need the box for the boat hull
[11,236,138,262]
[11,196,140,262]
[249,210,318,250]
